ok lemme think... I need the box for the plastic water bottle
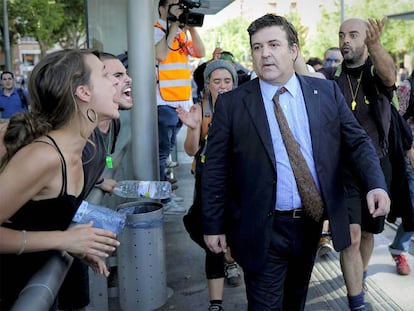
[113,180,172,199]
[72,200,126,235]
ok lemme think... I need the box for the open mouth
[123,87,131,98]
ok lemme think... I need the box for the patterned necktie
[272,87,324,222]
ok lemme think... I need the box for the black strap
[33,135,68,196]
[402,75,414,119]
[16,88,28,110]
[410,75,414,111]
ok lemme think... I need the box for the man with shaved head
[318,17,396,311]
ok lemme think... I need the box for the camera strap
[154,22,186,52]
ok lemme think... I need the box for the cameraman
[155,0,205,210]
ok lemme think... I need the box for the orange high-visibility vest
[155,23,192,101]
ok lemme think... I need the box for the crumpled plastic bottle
[72,200,126,235]
[113,180,172,199]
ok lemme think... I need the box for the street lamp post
[2,0,12,71]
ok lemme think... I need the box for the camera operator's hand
[168,2,183,22]
[180,25,194,32]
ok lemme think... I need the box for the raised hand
[176,104,202,129]
[365,17,386,49]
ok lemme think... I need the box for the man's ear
[74,85,91,102]
[291,43,299,62]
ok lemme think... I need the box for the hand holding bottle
[64,222,120,258]
[72,201,126,235]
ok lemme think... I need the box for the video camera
[168,0,204,27]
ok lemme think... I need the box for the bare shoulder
[32,139,62,162]
[5,140,62,178]
[0,139,64,211]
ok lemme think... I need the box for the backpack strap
[17,88,28,110]
[334,64,376,79]
[191,99,212,175]
[334,64,342,80]
[200,99,212,140]
[403,75,414,119]
[391,89,400,110]
[409,75,414,101]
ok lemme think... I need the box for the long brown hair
[0,49,99,171]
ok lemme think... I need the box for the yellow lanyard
[346,72,363,111]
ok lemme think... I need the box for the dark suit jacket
[201,74,388,272]
[387,105,414,231]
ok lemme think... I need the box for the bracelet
[95,178,105,188]
[17,230,27,255]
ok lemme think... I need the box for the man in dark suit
[201,14,390,311]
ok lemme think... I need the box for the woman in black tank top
[0,49,121,309]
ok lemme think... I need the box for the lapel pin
[313,90,318,94]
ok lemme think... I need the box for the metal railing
[10,252,73,311]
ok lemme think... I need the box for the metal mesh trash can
[117,201,167,311]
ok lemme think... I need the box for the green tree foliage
[55,0,86,49]
[200,17,251,66]
[307,4,342,60]
[9,0,65,56]
[6,0,86,55]
[287,10,308,54]
[0,0,21,49]
[311,0,414,63]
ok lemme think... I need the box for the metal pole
[340,0,345,23]
[84,0,90,48]
[2,0,12,71]
[127,0,159,181]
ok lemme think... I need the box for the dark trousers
[157,105,182,181]
[58,258,89,309]
[183,173,225,279]
[243,213,321,311]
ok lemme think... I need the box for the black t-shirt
[82,128,106,198]
[319,60,392,158]
[82,119,121,197]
